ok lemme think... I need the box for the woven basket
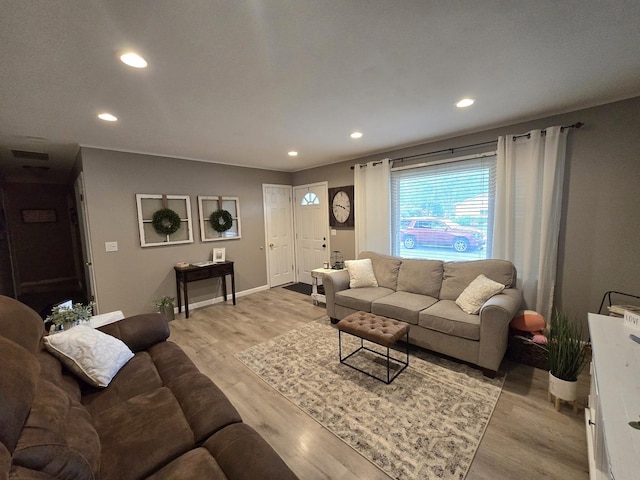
[506,333,549,370]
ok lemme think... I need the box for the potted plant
[154,296,175,321]
[547,310,588,410]
[45,302,95,333]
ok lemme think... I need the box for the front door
[293,183,329,284]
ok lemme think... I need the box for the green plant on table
[45,302,95,327]
[547,310,588,382]
[154,296,175,309]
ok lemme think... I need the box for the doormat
[282,283,323,296]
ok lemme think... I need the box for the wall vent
[11,150,49,161]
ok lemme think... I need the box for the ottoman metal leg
[338,329,409,384]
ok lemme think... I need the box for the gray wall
[292,96,640,329]
[81,148,291,315]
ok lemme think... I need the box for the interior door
[74,173,98,307]
[294,183,329,285]
[263,184,294,287]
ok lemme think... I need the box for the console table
[586,312,640,479]
[174,262,235,318]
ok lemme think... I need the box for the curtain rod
[350,121,584,169]
[511,121,583,140]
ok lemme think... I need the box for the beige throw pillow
[345,258,378,288]
[455,274,505,314]
[44,325,134,387]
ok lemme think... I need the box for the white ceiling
[1,1,639,183]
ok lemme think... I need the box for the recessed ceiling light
[98,113,118,122]
[456,98,475,108]
[350,131,363,139]
[288,151,298,157]
[120,52,147,68]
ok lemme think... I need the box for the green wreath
[151,208,182,235]
[210,209,233,233]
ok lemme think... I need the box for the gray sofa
[323,251,523,376]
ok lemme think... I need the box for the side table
[311,268,343,305]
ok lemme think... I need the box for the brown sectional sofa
[0,295,298,480]
[324,251,523,376]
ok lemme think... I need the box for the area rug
[235,320,505,480]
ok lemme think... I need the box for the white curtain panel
[354,158,391,255]
[493,126,568,321]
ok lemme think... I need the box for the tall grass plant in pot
[547,310,588,411]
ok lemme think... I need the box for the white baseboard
[180,284,270,313]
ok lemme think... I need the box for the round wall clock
[328,185,354,228]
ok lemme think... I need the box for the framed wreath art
[210,209,233,233]
[136,194,194,247]
[198,196,241,241]
[152,208,182,235]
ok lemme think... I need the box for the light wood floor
[167,287,590,480]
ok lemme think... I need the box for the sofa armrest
[322,270,350,319]
[477,288,523,371]
[481,288,522,317]
[98,313,170,353]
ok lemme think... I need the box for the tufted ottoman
[337,311,410,384]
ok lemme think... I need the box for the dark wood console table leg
[183,279,190,319]
[222,275,228,302]
[176,275,182,314]
[231,271,236,305]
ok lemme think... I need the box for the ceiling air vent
[11,150,49,161]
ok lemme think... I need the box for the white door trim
[74,172,99,310]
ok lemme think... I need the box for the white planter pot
[548,371,578,402]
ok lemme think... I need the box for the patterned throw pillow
[455,274,505,314]
[345,258,379,288]
[44,326,134,387]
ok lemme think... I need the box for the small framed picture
[213,247,226,263]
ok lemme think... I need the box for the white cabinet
[587,313,640,480]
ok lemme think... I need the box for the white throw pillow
[345,258,379,288]
[44,325,134,388]
[455,274,505,315]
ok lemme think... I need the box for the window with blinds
[390,154,496,261]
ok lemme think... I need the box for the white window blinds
[390,154,496,261]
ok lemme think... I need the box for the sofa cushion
[455,274,505,314]
[13,378,100,479]
[396,259,444,297]
[345,258,378,288]
[0,337,40,453]
[146,448,226,479]
[359,251,402,290]
[93,387,195,480]
[335,287,395,312]
[0,295,44,353]
[419,300,481,340]
[372,291,439,325]
[440,260,516,300]
[0,443,9,478]
[81,351,164,415]
[37,351,82,402]
[204,423,298,480]
[44,326,134,388]
[150,342,243,442]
